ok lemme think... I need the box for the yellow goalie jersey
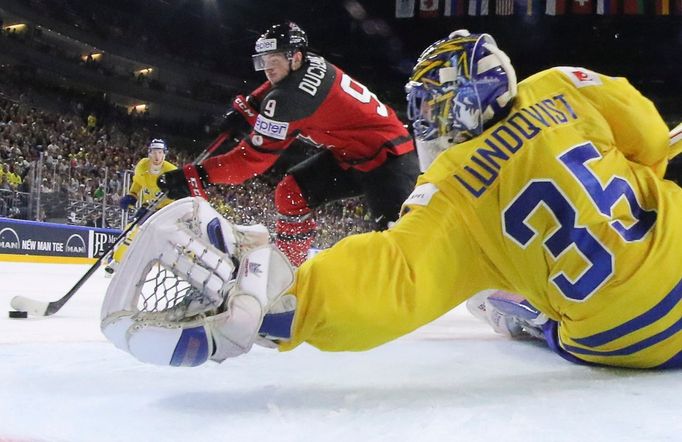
[283,67,682,369]
[129,158,177,208]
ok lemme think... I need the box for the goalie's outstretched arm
[281,188,491,352]
[100,192,492,365]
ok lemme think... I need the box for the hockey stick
[9,131,232,317]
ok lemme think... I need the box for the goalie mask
[406,29,517,145]
[252,22,308,72]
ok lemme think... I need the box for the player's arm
[129,162,145,197]
[101,184,493,365]
[162,161,178,172]
[571,70,670,176]
[101,197,292,366]
[120,161,144,210]
[211,82,272,134]
[281,187,492,352]
[201,135,292,185]
[158,131,294,199]
[159,89,300,197]
[151,161,179,209]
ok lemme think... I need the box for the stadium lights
[81,52,103,62]
[135,68,154,77]
[3,23,28,33]
[129,104,148,114]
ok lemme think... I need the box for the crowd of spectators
[0,92,161,221]
[0,86,375,249]
[208,179,374,250]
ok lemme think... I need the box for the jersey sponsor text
[254,114,289,140]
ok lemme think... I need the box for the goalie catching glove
[100,197,296,366]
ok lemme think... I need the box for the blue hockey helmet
[406,30,517,143]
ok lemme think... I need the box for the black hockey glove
[158,164,211,200]
[207,95,259,136]
[208,110,248,136]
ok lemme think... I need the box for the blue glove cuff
[119,194,137,210]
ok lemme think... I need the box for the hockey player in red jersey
[159,21,419,266]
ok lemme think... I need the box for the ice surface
[1,261,681,442]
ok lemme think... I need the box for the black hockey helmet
[252,21,308,71]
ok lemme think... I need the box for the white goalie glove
[101,197,295,367]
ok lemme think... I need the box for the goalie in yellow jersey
[102,30,682,370]
[106,139,177,274]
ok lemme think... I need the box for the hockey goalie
[101,197,296,366]
[102,29,682,371]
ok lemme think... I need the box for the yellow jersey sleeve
[547,67,669,176]
[129,159,177,206]
[280,187,493,352]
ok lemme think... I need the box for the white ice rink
[2,261,682,442]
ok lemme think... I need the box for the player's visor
[252,51,290,72]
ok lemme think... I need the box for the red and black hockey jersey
[203,55,414,184]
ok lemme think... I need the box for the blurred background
[0,0,680,242]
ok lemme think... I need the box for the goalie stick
[9,130,233,317]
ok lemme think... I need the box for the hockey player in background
[158,21,419,266]
[103,30,682,370]
[106,139,177,273]
[119,139,177,212]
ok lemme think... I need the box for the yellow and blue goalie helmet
[406,30,517,143]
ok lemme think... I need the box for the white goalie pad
[100,197,271,366]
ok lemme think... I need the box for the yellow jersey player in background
[120,139,177,211]
[102,30,682,370]
[106,139,176,273]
